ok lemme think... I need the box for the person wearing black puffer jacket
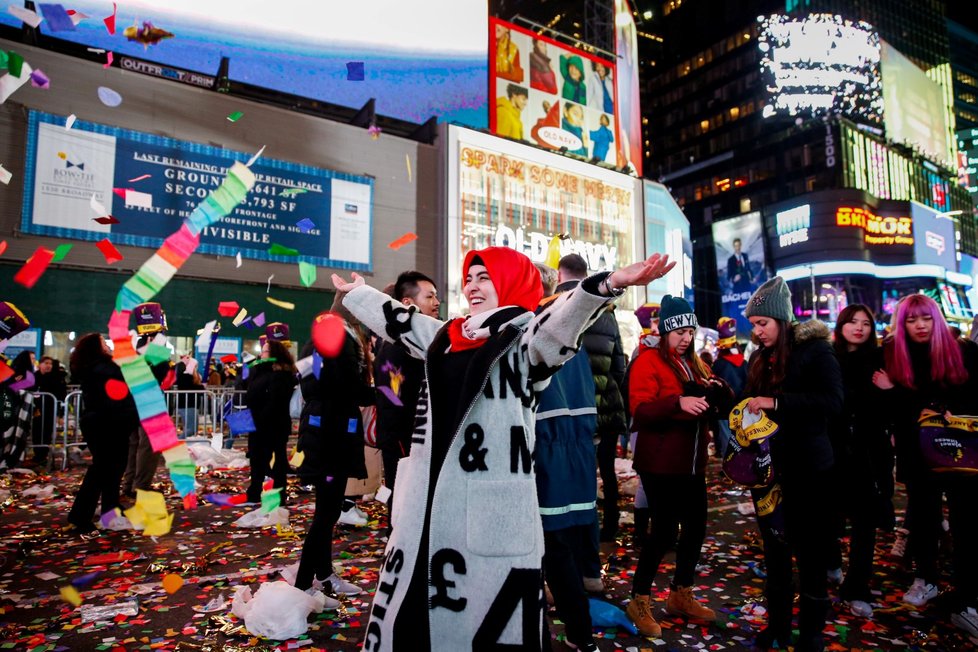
[557,254,628,569]
[66,333,139,534]
[294,298,372,593]
[743,277,844,652]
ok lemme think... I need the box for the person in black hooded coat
[66,334,139,533]
[244,340,297,503]
[294,306,372,591]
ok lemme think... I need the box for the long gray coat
[344,276,615,652]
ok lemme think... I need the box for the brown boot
[626,594,662,638]
[666,585,717,622]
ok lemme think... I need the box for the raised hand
[331,272,365,293]
[608,253,677,289]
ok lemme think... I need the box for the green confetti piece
[6,51,24,77]
[268,243,299,256]
[51,243,73,262]
[298,261,316,287]
[143,343,171,366]
[279,187,308,197]
[227,111,244,122]
[260,487,282,514]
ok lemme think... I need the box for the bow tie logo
[65,160,85,170]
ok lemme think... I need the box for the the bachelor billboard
[713,213,768,334]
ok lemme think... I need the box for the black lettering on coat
[430,548,468,612]
[459,423,489,472]
[510,426,531,474]
[473,568,540,651]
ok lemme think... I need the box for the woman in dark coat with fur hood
[742,277,844,652]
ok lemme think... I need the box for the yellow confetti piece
[266,296,295,310]
[269,453,275,468]
[405,154,412,183]
[60,585,82,606]
[290,449,305,467]
[232,308,249,326]
[57,151,67,160]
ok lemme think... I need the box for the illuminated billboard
[713,213,769,334]
[758,14,882,122]
[489,17,640,175]
[614,0,643,177]
[445,126,642,317]
[643,181,692,305]
[1,0,489,127]
[881,41,951,166]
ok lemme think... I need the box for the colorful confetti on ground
[0,453,975,650]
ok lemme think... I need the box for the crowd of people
[2,244,978,651]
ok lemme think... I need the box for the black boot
[795,594,830,652]
[752,592,793,651]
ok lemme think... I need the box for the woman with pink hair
[873,294,978,637]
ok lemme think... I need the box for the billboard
[614,0,643,176]
[758,13,882,122]
[445,126,641,316]
[22,111,374,270]
[911,202,958,271]
[0,0,488,127]
[713,213,768,334]
[643,181,693,305]
[881,41,951,166]
[489,17,639,174]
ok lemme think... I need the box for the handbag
[918,409,978,474]
[289,386,304,420]
[226,407,257,436]
[722,398,779,487]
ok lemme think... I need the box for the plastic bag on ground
[21,484,56,498]
[188,443,249,469]
[230,585,253,619]
[232,506,289,528]
[231,580,321,639]
[588,598,639,634]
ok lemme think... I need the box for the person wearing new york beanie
[742,276,844,652]
[626,294,729,637]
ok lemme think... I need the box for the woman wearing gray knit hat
[742,276,845,652]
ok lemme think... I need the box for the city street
[0,449,974,652]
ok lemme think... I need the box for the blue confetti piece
[296,218,315,233]
[346,61,365,81]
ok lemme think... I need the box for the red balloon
[105,378,130,400]
[312,312,346,358]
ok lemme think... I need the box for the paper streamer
[107,162,255,528]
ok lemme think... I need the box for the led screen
[880,41,951,166]
[489,17,635,173]
[1,0,489,127]
[758,13,881,122]
[614,0,643,176]
[445,126,642,318]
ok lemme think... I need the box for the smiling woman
[332,246,674,651]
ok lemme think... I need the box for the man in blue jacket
[535,264,600,652]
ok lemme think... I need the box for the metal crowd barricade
[211,388,248,448]
[62,389,85,470]
[165,389,220,446]
[25,391,60,465]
